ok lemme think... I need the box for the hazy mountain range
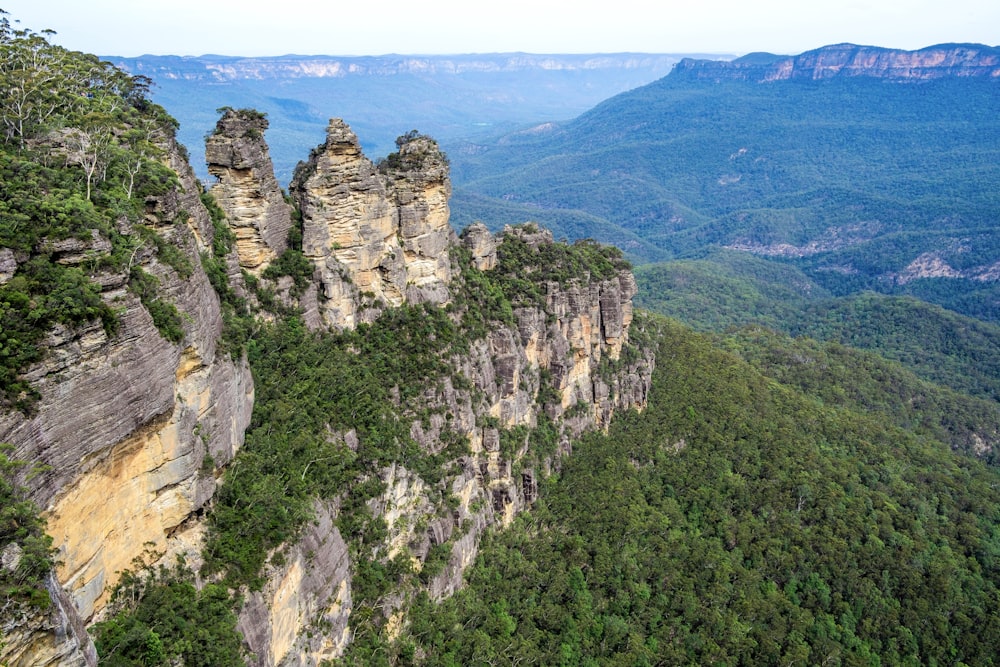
[109,52,729,182]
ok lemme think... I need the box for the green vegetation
[792,293,1000,403]
[451,74,1000,321]
[0,12,187,410]
[92,558,244,667]
[636,254,1000,405]
[401,319,1000,666]
[128,267,184,343]
[0,444,54,616]
[200,301,480,590]
[490,226,631,308]
[720,326,1000,463]
[635,250,828,332]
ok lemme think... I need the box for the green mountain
[448,44,1000,319]
[400,319,1000,666]
[635,256,1000,404]
[3,16,1000,667]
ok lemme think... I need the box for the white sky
[5,0,998,57]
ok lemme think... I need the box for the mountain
[108,52,720,184]
[673,42,1000,81]
[4,21,1000,667]
[447,43,1000,319]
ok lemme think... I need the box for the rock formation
[673,43,1000,82]
[0,130,254,664]
[2,109,652,666]
[214,117,653,664]
[289,120,454,329]
[206,108,293,274]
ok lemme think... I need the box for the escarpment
[219,117,653,665]
[673,42,1000,82]
[3,100,652,667]
[1,126,254,665]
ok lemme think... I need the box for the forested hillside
[398,319,1000,666]
[635,261,1000,403]
[448,59,1000,320]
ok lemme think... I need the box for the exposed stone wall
[289,119,454,329]
[206,109,293,274]
[0,136,254,663]
[237,502,352,667]
[3,110,652,666]
[674,43,1000,82]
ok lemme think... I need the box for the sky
[5,0,998,57]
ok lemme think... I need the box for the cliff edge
[673,43,1000,82]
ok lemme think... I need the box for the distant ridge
[673,43,1000,81]
[108,52,726,82]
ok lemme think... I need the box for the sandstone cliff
[673,43,1000,82]
[218,120,653,664]
[3,106,652,666]
[0,130,254,664]
[287,120,454,329]
[206,108,293,274]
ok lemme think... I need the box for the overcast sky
[5,0,998,57]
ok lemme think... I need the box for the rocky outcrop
[238,502,352,667]
[461,222,497,271]
[206,108,293,274]
[0,132,254,661]
[219,117,653,658]
[4,99,652,666]
[673,43,1000,82]
[359,225,652,612]
[289,119,454,329]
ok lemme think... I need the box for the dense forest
[447,71,1000,322]
[2,14,1000,667]
[393,319,1000,666]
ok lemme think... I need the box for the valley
[1,17,999,666]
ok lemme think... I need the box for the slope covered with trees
[399,319,1000,666]
[448,66,1000,320]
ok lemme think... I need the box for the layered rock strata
[4,109,653,667]
[289,119,454,328]
[674,43,1000,82]
[206,109,293,274]
[0,133,254,662]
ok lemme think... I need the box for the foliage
[490,225,630,308]
[634,250,829,332]
[198,190,255,357]
[0,12,184,409]
[719,325,1000,464]
[635,253,1000,405]
[403,318,1000,666]
[0,444,54,616]
[262,248,314,296]
[91,558,244,667]
[451,74,1000,320]
[793,292,1000,403]
[128,267,184,343]
[202,305,469,590]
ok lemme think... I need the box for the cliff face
[287,120,454,329]
[4,107,651,667]
[673,43,1000,82]
[0,133,254,663]
[226,122,652,665]
[206,109,293,274]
